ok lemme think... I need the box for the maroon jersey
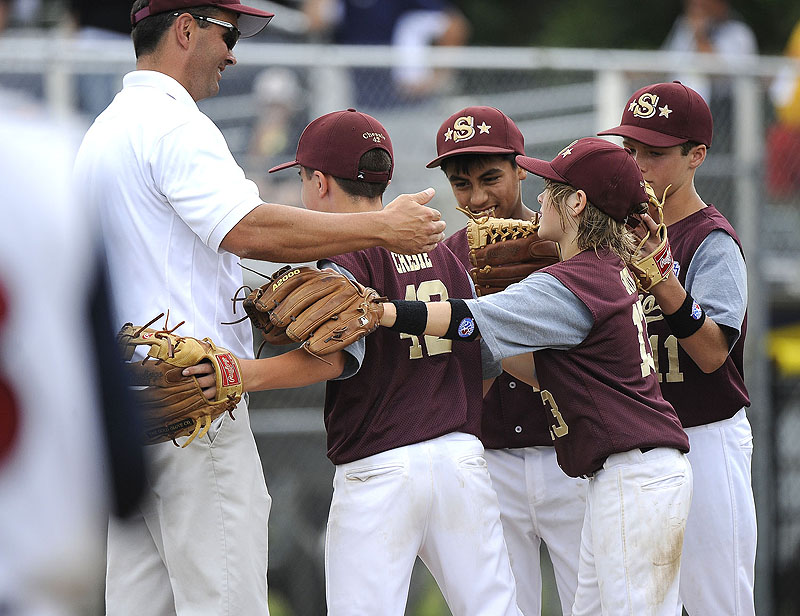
[641,205,749,428]
[534,248,689,478]
[443,229,553,448]
[324,245,482,465]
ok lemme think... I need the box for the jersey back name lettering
[324,244,482,465]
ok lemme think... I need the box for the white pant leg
[680,409,757,616]
[419,434,522,616]
[484,447,586,616]
[325,445,423,616]
[572,448,692,616]
[105,402,271,616]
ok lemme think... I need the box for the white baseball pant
[325,432,522,616]
[680,408,757,615]
[484,446,586,616]
[572,447,693,616]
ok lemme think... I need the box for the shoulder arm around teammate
[649,230,747,373]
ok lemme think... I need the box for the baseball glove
[461,208,561,295]
[242,265,385,358]
[118,314,242,447]
[629,182,674,293]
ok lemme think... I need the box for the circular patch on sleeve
[458,317,476,338]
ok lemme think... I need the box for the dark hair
[303,148,392,199]
[440,153,517,177]
[131,2,218,58]
[680,140,703,155]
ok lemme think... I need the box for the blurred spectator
[304,0,470,108]
[662,0,758,100]
[767,18,800,202]
[662,0,757,152]
[68,0,132,119]
[246,67,308,206]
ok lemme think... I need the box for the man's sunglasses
[174,12,241,50]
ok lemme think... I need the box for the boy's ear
[314,170,329,197]
[688,144,706,169]
[571,190,587,217]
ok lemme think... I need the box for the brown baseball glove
[118,314,242,447]
[462,208,561,295]
[242,265,385,358]
[629,182,674,293]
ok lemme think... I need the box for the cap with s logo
[427,106,525,168]
[269,108,393,182]
[516,137,648,222]
[598,81,713,148]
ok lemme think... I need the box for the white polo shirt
[74,71,263,358]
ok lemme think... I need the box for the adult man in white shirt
[73,1,445,614]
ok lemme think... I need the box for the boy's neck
[663,183,707,226]
[332,195,384,213]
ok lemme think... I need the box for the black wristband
[443,299,480,341]
[387,300,428,336]
[663,292,706,339]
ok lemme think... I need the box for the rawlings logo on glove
[118,313,241,447]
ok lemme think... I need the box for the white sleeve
[151,115,263,252]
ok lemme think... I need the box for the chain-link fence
[2,36,799,614]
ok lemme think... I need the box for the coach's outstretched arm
[222,188,445,261]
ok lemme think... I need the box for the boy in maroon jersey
[188,108,522,615]
[600,81,755,615]
[431,105,587,616]
[381,137,693,616]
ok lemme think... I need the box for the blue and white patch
[458,317,476,338]
[690,301,703,320]
[672,261,681,278]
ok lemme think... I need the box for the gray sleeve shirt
[684,230,747,349]
[465,272,594,363]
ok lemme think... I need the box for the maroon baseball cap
[516,137,648,222]
[269,108,393,182]
[598,81,713,148]
[131,0,274,37]
[426,106,525,168]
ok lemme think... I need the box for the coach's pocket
[345,463,405,482]
[640,472,687,491]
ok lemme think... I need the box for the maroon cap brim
[236,11,274,38]
[515,155,569,184]
[268,159,300,174]
[426,145,518,169]
[597,125,687,148]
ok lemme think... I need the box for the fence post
[734,73,774,616]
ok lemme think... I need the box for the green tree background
[453,0,800,55]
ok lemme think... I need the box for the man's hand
[381,188,446,254]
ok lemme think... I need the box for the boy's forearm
[240,349,346,392]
